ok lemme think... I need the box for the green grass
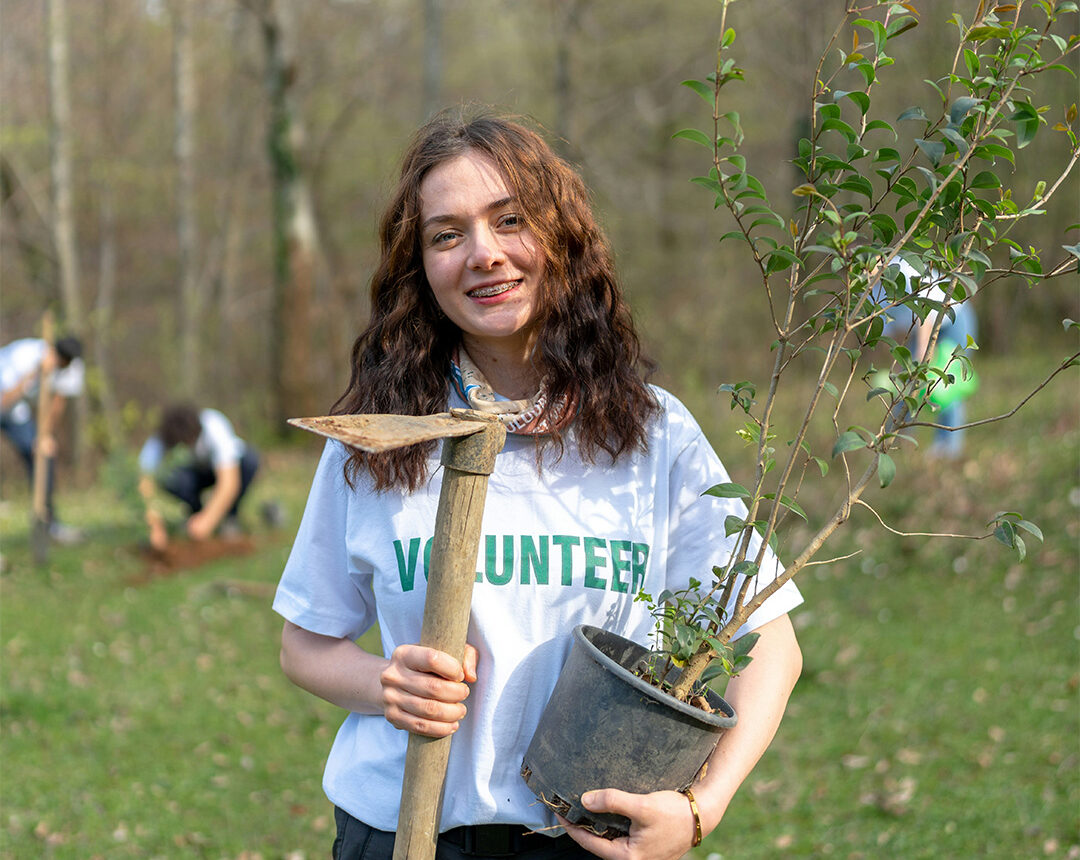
[1,353,1077,859]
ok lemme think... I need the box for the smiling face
[419,150,546,362]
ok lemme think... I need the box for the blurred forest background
[1,0,1076,486]
[2,3,1079,858]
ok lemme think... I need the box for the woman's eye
[499,213,523,229]
[431,231,457,245]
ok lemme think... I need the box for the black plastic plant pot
[521,624,737,838]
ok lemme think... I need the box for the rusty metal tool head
[288,408,501,454]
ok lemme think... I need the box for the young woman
[273,112,803,860]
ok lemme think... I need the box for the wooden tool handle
[31,311,55,522]
[393,421,505,860]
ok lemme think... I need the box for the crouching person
[138,403,259,549]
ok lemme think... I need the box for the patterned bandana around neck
[449,347,576,436]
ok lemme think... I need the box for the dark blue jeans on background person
[332,808,597,860]
[0,413,55,521]
[159,448,260,522]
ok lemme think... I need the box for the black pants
[159,448,259,516]
[332,808,597,860]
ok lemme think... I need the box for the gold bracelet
[682,786,703,848]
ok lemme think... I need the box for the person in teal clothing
[879,259,979,458]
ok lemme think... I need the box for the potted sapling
[522,0,1079,837]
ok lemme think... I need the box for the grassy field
[1,351,1077,859]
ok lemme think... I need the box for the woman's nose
[467,226,506,270]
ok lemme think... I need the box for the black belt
[441,823,557,857]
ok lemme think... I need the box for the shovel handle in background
[31,311,55,565]
[288,410,507,860]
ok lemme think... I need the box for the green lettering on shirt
[484,535,514,586]
[394,537,422,592]
[583,537,608,590]
[520,535,549,585]
[631,542,650,593]
[609,539,631,593]
[394,533,648,593]
[552,535,580,586]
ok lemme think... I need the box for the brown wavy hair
[334,109,659,490]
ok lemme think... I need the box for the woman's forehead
[419,151,512,217]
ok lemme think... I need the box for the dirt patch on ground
[129,536,257,584]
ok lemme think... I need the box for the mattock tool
[289,409,507,860]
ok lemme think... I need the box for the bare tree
[422,0,443,119]
[172,0,205,397]
[47,0,86,472]
[243,0,322,427]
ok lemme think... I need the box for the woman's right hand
[378,643,478,738]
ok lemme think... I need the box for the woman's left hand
[558,788,699,860]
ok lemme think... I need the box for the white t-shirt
[0,338,85,424]
[273,386,803,833]
[138,408,245,473]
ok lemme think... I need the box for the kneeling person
[139,404,259,549]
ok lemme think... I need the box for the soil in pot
[521,624,735,838]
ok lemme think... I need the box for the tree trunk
[259,0,319,428]
[422,0,443,119]
[47,0,86,476]
[92,184,122,450]
[552,1,586,156]
[173,0,202,397]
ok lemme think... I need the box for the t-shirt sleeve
[52,358,85,397]
[272,441,377,641]
[201,410,244,468]
[663,396,803,640]
[138,436,165,473]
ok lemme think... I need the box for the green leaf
[763,492,808,521]
[673,128,712,148]
[1014,534,1027,562]
[681,79,714,107]
[1009,102,1040,148]
[970,170,1001,189]
[690,175,725,195]
[724,515,747,537]
[839,175,874,199]
[730,560,759,578]
[915,138,946,166]
[898,106,929,122]
[878,452,896,488]
[966,25,1011,41]
[704,482,752,500]
[834,90,871,115]
[963,48,980,78]
[993,520,1015,547]
[732,632,760,660]
[821,117,858,143]
[1014,519,1044,542]
[973,143,1015,164]
[812,456,829,477]
[864,119,897,138]
[949,96,982,126]
[832,430,867,457]
[940,126,969,154]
